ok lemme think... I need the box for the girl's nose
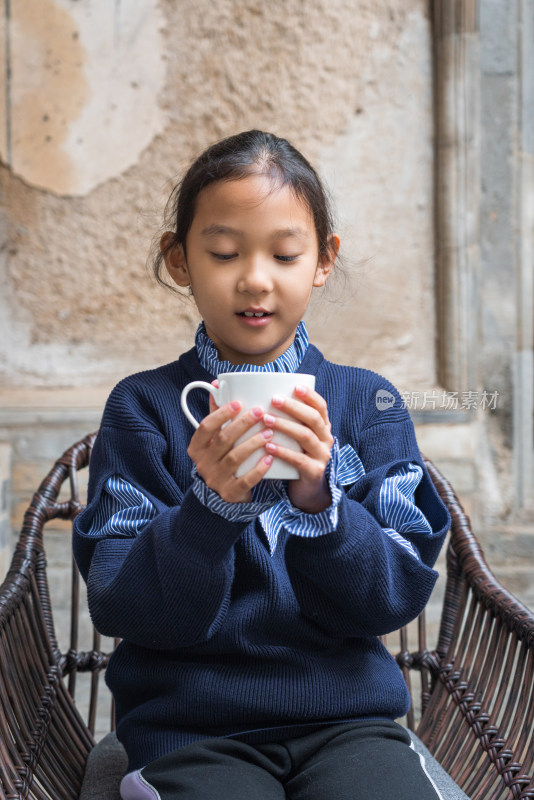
[237,257,274,295]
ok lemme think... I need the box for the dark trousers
[122,720,442,799]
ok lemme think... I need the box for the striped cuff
[189,439,347,541]
[271,438,346,538]
[190,468,283,523]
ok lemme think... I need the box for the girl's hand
[187,381,275,503]
[262,385,334,513]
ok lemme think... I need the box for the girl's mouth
[236,310,273,326]
[238,311,273,318]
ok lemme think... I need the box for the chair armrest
[416,458,534,800]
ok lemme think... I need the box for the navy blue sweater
[73,344,450,771]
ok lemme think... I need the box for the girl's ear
[161,232,190,288]
[313,234,340,287]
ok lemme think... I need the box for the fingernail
[271,394,284,407]
[265,442,276,453]
[264,413,276,425]
[295,384,306,395]
[264,455,273,466]
[251,406,263,419]
[262,429,274,440]
[230,401,242,411]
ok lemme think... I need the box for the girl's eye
[275,255,299,263]
[211,252,237,261]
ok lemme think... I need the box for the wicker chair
[0,433,533,800]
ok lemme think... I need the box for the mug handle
[180,381,219,428]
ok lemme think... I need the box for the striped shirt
[195,319,309,374]
[88,322,431,559]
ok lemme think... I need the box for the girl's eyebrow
[200,224,310,240]
[201,224,242,237]
[271,227,310,241]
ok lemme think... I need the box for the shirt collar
[195,320,310,376]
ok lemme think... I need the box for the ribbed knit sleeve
[285,373,450,638]
[73,377,252,650]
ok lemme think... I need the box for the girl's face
[164,174,339,365]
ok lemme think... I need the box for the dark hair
[151,130,339,292]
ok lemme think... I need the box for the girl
[73,130,450,800]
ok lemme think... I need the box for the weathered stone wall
[0,3,439,515]
[0,0,435,388]
[480,0,534,516]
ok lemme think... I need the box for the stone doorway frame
[432,0,480,394]
[432,0,534,512]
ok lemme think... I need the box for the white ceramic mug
[180,372,316,480]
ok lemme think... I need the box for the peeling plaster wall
[0,0,166,195]
[0,0,435,392]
